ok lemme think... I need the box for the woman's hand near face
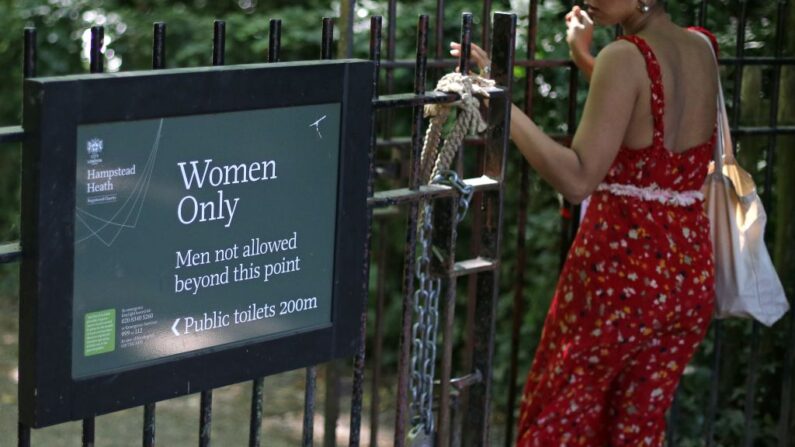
[449,41,492,77]
[566,5,596,81]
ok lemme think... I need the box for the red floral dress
[516,29,718,447]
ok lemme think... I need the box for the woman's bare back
[621,25,719,153]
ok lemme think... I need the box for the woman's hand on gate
[565,5,596,81]
[449,41,492,78]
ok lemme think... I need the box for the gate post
[463,12,515,447]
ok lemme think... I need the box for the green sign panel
[72,104,340,378]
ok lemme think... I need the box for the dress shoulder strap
[688,26,720,56]
[617,35,665,148]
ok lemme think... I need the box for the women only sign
[71,104,341,379]
[19,60,372,426]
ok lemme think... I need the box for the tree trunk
[337,0,355,59]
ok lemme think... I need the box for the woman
[453,1,719,445]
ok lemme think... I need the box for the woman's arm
[509,40,642,203]
[451,37,642,203]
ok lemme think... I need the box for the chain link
[408,170,472,440]
[432,170,474,223]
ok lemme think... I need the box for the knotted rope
[418,72,495,184]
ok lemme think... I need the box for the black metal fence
[0,5,516,446]
[0,0,794,446]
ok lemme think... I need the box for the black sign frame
[20,60,373,427]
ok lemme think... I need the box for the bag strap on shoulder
[692,30,734,167]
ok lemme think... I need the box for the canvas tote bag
[697,31,790,326]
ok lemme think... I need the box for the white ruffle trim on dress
[596,182,704,206]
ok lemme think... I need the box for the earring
[638,1,651,13]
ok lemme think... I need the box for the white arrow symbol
[172,318,181,336]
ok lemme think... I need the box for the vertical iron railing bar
[438,18,472,447]
[505,1,539,443]
[199,391,213,447]
[482,0,492,55]
[704,321,722,445]
[433,0,446,100]
[197,20,225,447]
[152,22,166,70]
[82,24,105,447]
[722,2,764,445]
[321,18,334,60]
[18,27,36,447]
[762,2,787,213]
[461,138,484,443]
[213,20,225,66]
[299,20,334,447]
[303,366,318,447]
[454,13,478,434]
[248,378,264,447]
[89,25,104,73]
[780,290,795,444]
[461,114,484,446]
[435,0,445,60]
[83,417,95,447]
[460,10,485,428]
[730,0,748,134]
[247,20,281,447]
[666,384,681,447]
[461,2,493,427]
[368,221,387,447]
[458,14,472,78]
[18,421,31,447]
[384,0,397,141]
[320,20,339,447]
[394,16,429,447]
[143,23,166,447]
[781,316,795,447]
[699,0,708,28]
[434,182,461,447]
[768,2,794,446]
[323,367,341,447]
[24,27,36,78]
[463,12,515,446]
[268,19,281,62]
[459,5,483,436]
[349,16,381,447]
[143,403,156,447]
[778,8,795,430]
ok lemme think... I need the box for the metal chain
[410,198,440,437]
[408,170,473,441]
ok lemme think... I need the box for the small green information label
[84,309,116,357]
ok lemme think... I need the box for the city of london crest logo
[87,138,103,165]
